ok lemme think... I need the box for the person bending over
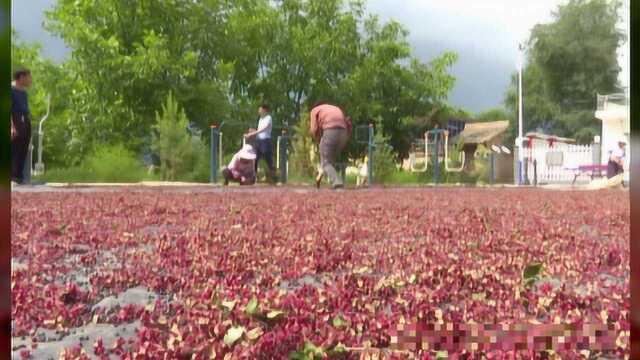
[222,143,257,186]
[309,102,352,189]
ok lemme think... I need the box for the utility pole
[517,43,525,185]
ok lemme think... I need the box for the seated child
[222,143,257,186]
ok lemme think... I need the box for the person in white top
[607,139,626,179]
[244,104,277,183]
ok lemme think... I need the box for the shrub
[288,113,317,181]
[372,131,397,183]
[36,143,151,183]
[152,93,196,181]
[184,136,210,183]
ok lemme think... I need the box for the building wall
[494,153,514,183]
[596,103,630,182]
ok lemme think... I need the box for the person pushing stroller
[222,141,257,186]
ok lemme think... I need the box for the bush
[470,145,491,184]
[288,114,317,181]
[183,136,210,183]
[36,143,152,183]
[85,144,149,182]
[152,93,196,181]
[371,131,397,183]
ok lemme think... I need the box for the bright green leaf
[267,310,284,320]
[223,326,245,346]
[332,315,347,328]
[523,263,543,280]
[245,296,259,315]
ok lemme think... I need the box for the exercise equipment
[33,95,51,176]
[409,129,466,181]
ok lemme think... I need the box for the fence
[522,142,596,184]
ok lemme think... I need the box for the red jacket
[309,104,352,140]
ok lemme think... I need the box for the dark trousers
[222,168,255,185]
[607,160,623,179]
[11,116,31,183]
[255,138,275,173]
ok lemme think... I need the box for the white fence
[522,142,596,184]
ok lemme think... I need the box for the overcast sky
[12,0,630,113]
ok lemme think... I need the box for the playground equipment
[443,130,464,172]
[210,121,288,184]
[355,124,374,186]
[409,138,427,173]
[409,129,466,182]
[21,95,51,182]
[276,124,375,184]
[210,122,375,185]
[276,129,288,183]
[33,95,51,176]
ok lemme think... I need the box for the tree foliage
[23,0,458,167]
[476,108,509,123]
[151,93,196,181]
[503,0,626,144]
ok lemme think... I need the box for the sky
[12,0,630,114]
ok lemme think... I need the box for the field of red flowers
[11,188,629,359]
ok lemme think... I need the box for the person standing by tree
[309,102,352,189]
[244,104,277,183]
[11,68,33,185]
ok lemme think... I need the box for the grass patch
[34,144,158,183]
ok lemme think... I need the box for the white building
[595,92,630,182]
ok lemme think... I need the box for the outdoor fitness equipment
[443,130,465,172]
[281,123,373,187]
[22,95,51,182]
[354,124,375,186]
[210,120,287,184]
[33,95,51,176]
[210,120,250,183]
[276,129,288,184]
[210,122,375,186]
[409,129,465,182]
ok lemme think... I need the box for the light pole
[516,43,524,185]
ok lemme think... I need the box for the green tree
[529,0,625,106]
[11,31,78,167]
[224,0,457,160]
[151,93,195,181]
[45,0,232,155]
[41,0,458,168]
[288,109,317,181]
[372,131,396,183]
[476,108,509,122]
[503,0,626,144]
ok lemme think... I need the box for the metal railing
[597,92,628,111]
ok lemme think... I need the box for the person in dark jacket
[11,68,33,185]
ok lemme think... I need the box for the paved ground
[10,181,624,194]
